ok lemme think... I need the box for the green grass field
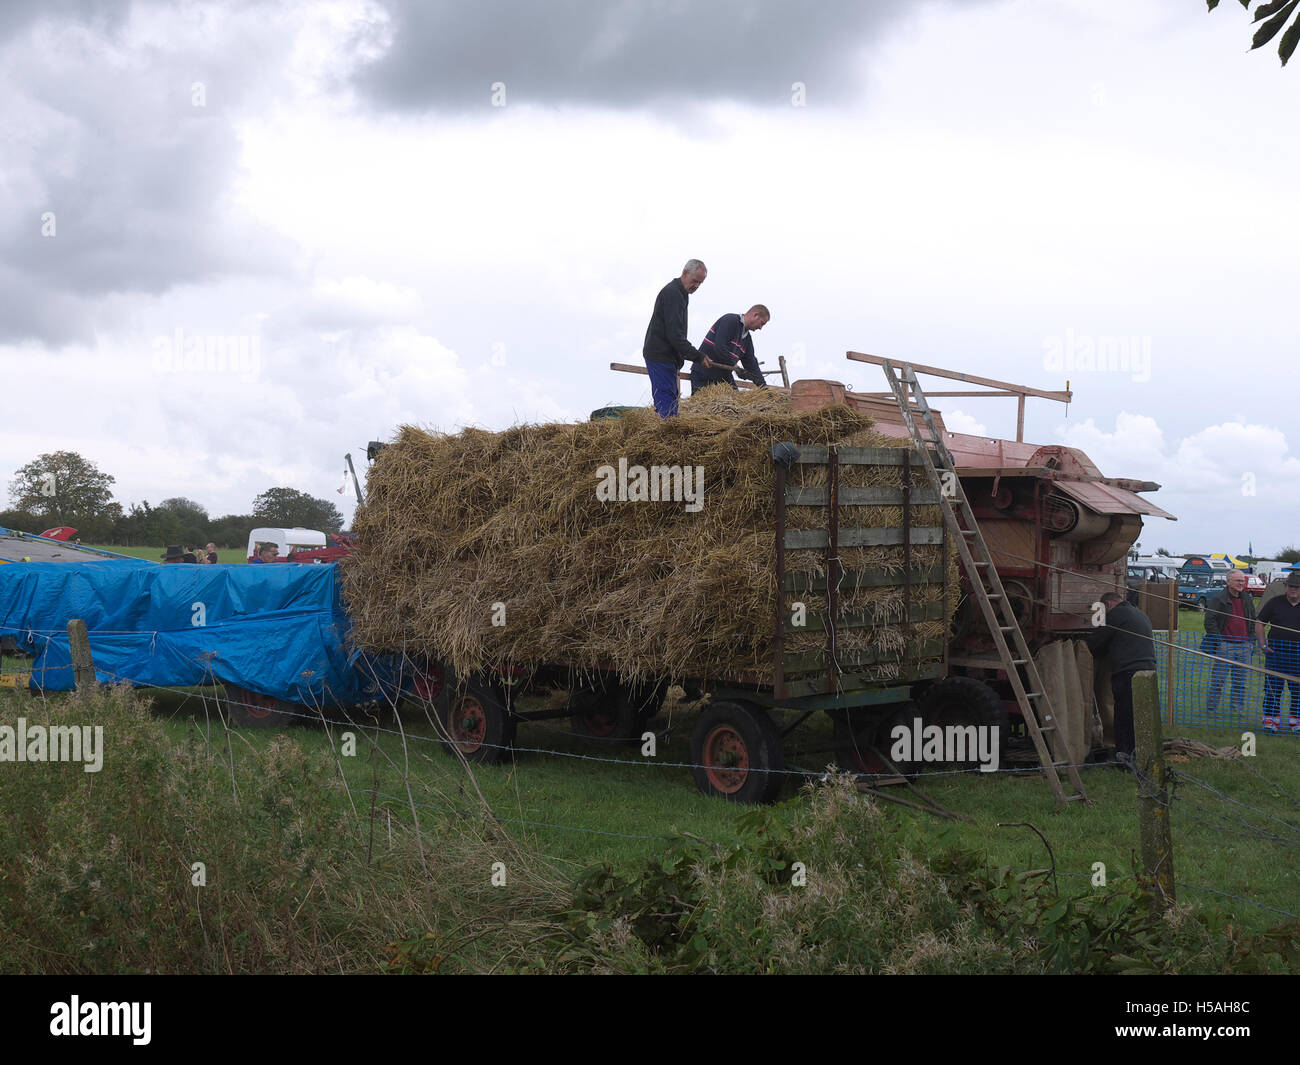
[133,680,1299,932]
[85,544,251,563]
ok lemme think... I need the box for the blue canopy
[0,560,396,705]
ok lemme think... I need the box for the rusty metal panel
[1052,479,1176,520]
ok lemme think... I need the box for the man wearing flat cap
[1256,570,1300,733]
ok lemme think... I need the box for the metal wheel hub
[452,698,487,748]
[703,725,750,794]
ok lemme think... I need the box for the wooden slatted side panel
[776,443,949,695]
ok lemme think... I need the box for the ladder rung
[1010,659,1028,666]
[998,625,1016,631]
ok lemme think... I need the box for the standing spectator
[1205,569,1258,720]
[690,305,771,394]
[161,545,186,564]
[249,543,279,564]
[1086,591,1156,767]
[205,542,219,564]
[642,259,708,418]
[1256,570,1300,733]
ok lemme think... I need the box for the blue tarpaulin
[0,560,394,705]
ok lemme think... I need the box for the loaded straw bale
[343,386,957,685]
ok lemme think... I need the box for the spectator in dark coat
[690,305,770,394]
[1087,591,1156,764]
[642,259,708,417]
[1256,570,1300,732]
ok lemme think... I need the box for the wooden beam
[609,362,790,393]
[846,352,1072,403]
[859,390,1022,399]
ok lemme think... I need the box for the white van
[246,527,327,562]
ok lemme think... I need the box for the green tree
[1208,1,1300,65]
[158,497,210,546]
[1277,545,1300,564]
[251,488,343,533]
[1155,547,1172,556]
[208,514,258,551]
[8,451,121,532]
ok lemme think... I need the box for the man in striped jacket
[690,305,771,394]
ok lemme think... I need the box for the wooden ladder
[878,359,1088,805]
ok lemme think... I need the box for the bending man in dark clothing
[1086,591,1156,764]
[642,259,708,418]
[690,305,771,394]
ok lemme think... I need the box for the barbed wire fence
[2,623,1297,924]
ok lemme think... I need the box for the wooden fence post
[1133,670,1174,908]
[68,619,97,693]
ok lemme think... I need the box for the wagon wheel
[435,675,516,765]
[223,683,299,730]
[570,679,666,743]
[690,700,785,804]
[894,675,1007,775]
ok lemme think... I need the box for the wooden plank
[785,565,946,592]
[859,390,1022,399]
[781,639,945,674]
[779,663,944,699]
[791,445,932,466]
[609,362,790,394]
[783,527,943,549]
[845,352,1072,403]
[785,485,940,506]
[786,602,945,633]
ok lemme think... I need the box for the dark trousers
[1263,641,1300,720]
[644,359,680,418]
[1111,669,1137,757]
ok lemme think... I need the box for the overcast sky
[2,0,1296,555]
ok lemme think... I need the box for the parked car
[1178,573,1221,611]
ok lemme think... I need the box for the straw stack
[342,387,955,685]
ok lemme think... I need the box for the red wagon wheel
[690,700,785,804]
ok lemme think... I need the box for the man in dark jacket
[690,305,770,394]
[642,260,708,417]
[1204,569,1257,720]
[1087,591,1156,764]
[1255,570,1300,732]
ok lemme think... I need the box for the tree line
[3,451,345,547]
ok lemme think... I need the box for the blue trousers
[1263,641,1300,720]
[1207,639,1253,717]
[645,360,680,418]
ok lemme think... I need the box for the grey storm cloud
[0,0,296,346]
[353,0,994,110]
